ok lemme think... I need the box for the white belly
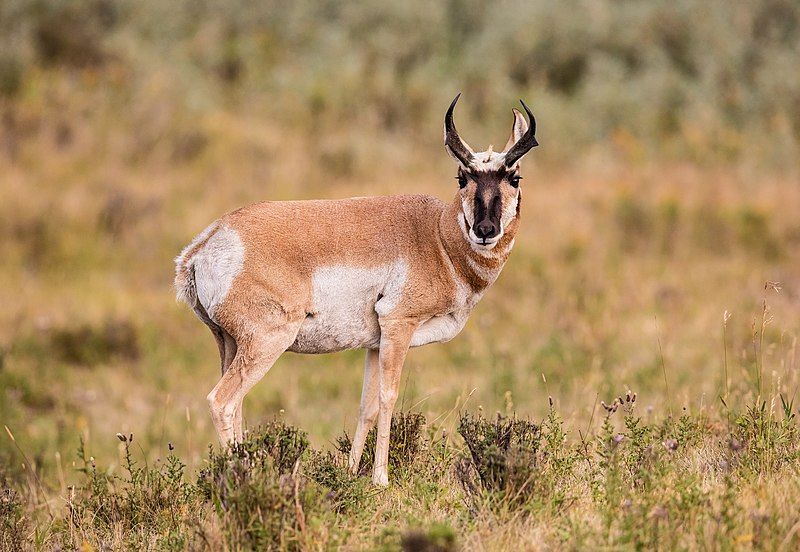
[288,263,406,354]
[290,308,380,353]
[286,261,471,354]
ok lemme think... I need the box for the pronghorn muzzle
[473,192,501,242]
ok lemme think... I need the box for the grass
[1,1,800,549]
[1,109,799,546]
[2,102,800,549]
[4,393,800,549]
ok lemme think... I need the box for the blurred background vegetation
[0,0,799,504]
[3,0,800,165]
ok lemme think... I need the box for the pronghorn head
[444,93,538,249]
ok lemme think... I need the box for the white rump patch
[289,261,408,353]
[191,225,245,320]
[174,222,218,304]
[175,222,218,269]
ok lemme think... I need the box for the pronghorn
[174,94,538,485]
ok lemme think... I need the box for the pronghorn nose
[475,220,498,240]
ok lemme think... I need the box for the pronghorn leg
[348,348,380,474]
[222,330,238,373]
[219,331,245,440]
[206,320,301,446]
[193,299,228,375]
[197,306,246,439]
[211,330,246,441]
[372,320,418,486]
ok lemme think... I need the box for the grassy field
[2,1,800,550]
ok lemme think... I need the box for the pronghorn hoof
[372,472,389,487]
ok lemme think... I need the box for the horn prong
[504,99,539,166]
[519,99,536,135]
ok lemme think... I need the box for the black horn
[444,93,475,168]
[503,99,538,167]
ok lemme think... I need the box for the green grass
[1,1,800,549]
[4,396,800,550]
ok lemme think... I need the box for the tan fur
[213,195,513,327]
[217,196,456,330]
[175,101,536,485]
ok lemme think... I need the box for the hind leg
[198,314,246,439]
[194,300,229,375]
[220,331,246,440]
[207,319,301,446]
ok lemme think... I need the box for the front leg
[348,348,380,474]
[372,318,419,486]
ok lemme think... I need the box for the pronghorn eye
[509,175,522,188]
[456,175,467,189]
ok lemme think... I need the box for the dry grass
[1,3,800,548]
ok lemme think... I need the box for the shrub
[0,56,22,98]
[401,522,457,552]
[0,478,26,552]
[33,0,116,68]
[338,411,426,478]
[735,207,783,260]
[614,193,653,251]
[306,450,374,514]
[456,412,542,507]
[65,436,197,549]
[733,399,800,474]
[47,319,140,366]
[198,418,309,498]
[197,420,314,550]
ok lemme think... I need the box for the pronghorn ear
[503,99,538,167]
[503,108,528,152]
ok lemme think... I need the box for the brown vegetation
[1,0,799,549]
